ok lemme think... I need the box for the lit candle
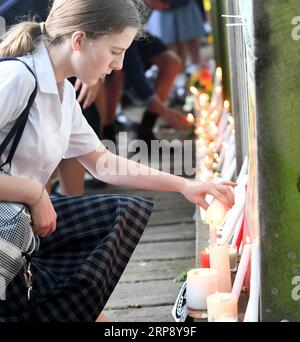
[186,268,218,311]
[200,248,210,268]
[209,243,232,292]
[232,240,252,299]
[224,100,230,113]
[207,292,238,322]
[205,199,227,225]
[190,86,199,96]
[187,113,195,124]
[229,246,238,272]
[216,67,223,81]
[200,94,210,107]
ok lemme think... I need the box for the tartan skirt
[0,194,153,322]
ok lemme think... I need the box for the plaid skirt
[0,194,153,322]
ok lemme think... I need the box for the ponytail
[0,22,42,57]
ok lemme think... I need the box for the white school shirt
[0,40,101,185]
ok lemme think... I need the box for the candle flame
[196,127,204,134]
[216,67,223,79]
[190,86,198,96]
[202,110,208,118]
[224,100,230,110]
[187,113,195,123]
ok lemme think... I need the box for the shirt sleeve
[63,100,101,159]
[0,60,36,129]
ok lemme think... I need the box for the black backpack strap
[0,58,38,167]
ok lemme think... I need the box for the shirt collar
[31,40,59,96]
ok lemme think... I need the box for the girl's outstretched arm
[78,145,235,209]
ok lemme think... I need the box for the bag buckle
[23,258,33,301]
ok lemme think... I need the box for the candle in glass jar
[186,268,218,311]
[207,292,238,322]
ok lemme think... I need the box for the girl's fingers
[75,78,82,91]
[216,184,235,208]
[209,187,230,209]
[198,197,209,210]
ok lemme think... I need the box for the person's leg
[138,49,183,143]
[149,49,183,102]
[138,35,183,142]
[169,42,187,68]
[185,37,201,65]
[57,158,85,196]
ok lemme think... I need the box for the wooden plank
[105,279,183,309]
[148,208,195,226]
[120,258,195,283]
[131,240,195,261]
[253,0,300,322]
[103,305,175,322]
[141,222,195,243]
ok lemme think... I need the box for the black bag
[0,57,38,301]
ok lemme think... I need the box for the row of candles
[184,66,260,322]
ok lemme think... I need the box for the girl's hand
[164,108,193,129]
[181,180,236,210]
[28,184,57,238]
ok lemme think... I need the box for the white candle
[186,268,218,311]
[209,224,219,244]
[220,180,247,244]
[231,213,244,247]
[236,157,248,183]
[205,199,227,225]
[207,292,238,322]
[232,242,252,299]
[243,239,260,322]
[222,157,237,182]
[209,243,232,292]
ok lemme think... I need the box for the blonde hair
[0,0,147,57]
